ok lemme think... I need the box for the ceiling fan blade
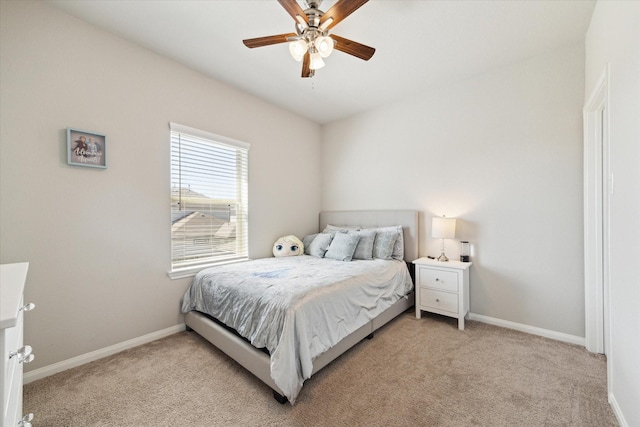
[330,34,375,60]
[301,51,312,78]
[320,0,368,30]
[278,0,309,24]
[243,33,297,48]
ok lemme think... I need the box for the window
[169,123,249,277]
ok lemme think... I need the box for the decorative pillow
[348,229,376,260]
[323,224,360,232]
[324,233,361,262]
[322,224,359,237]
[306,233,333,258]
[375,225,404,261]
[322,224,405,260]
[302,234,318,254]
[372,231,399,260]
[272,235,304,257]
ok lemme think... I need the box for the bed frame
[184,209,418,403]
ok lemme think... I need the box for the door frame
[583,64,610,358]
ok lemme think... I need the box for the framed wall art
[67,128,107,169]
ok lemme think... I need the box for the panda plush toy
[272,235,304,257]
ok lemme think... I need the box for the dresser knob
[18,413,34,427]
[21,353,35,364]
[20,302,36,312]
[9,345,34,363]
[435,278,440,281]
[436,298,440,302]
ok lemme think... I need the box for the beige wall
[0,1,322,371]
[3,6,637,425]
[585,2,640,425]
[322,44,586,337]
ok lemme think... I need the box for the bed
[182,210,418,404]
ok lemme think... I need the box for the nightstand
[413,257,472,330]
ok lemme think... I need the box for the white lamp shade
[309,52,325,70]
[432,217,456,239]
[289,40,307,62]
[314,36,334,58]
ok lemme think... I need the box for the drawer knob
[9,345,34,364]
[19,413,34,427]
[435,278,440,281]
[436,298,440,302]
[20,302,36,312]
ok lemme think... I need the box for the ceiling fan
[243,0,375,78]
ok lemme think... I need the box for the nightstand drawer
[419,289,458,314]
[417,267,458,292]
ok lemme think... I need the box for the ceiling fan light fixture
[289,39,307,62]
[309,52,325,70]
[242,0,375,78]
[315,36,334,58]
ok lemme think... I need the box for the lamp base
[437,252,449,262]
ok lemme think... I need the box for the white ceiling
[47,0,595,124]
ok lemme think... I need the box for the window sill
[167,258,250,280]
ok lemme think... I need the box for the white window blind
[170,123,249,274]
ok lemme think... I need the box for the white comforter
[181,255,412,403]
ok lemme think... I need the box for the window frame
[168,123,249,279]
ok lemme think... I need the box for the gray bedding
[181,255,413,403]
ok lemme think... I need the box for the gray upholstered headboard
[319,210,419,262]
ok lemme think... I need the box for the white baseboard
[24,324,186,384]
[609,392,629,427]
[468,313,586,347]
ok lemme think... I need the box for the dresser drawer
[3,319,21,381]
[417,267,459,292]
[419,289,459,314]
[4,352,21,425]
[1,263,31,427]
[3,305,23,413]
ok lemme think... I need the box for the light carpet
[24,312,617,426]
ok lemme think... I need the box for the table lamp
[432,216,456,262]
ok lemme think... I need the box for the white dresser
[413,257,472,330]
[1,263,35,427]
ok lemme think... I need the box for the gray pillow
[306,233,333,258]
[375,225,404,260]
[348,229,376,260]
[322,224,357,238]
[323,224,359,233]
[372,231,398,260]
[324,232,360,261]
[302,234,318,254]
